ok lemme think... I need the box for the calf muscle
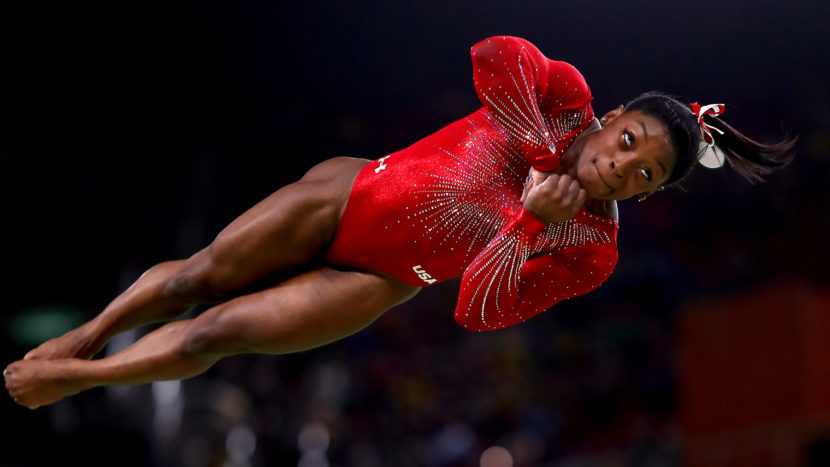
[185,267,420,357]
[5,266,419,408]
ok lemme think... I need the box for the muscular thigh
[206,157,370,295]
[188,266,421,356]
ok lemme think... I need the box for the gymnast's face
[569,109,677,201]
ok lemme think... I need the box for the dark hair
[622,91,796,185]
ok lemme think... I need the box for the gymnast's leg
[23,157,370,361]
[5,266,420,409]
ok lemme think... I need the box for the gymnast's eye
[622,130,634,148]
[640,167,652,181]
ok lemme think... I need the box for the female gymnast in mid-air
[5,36,794,409]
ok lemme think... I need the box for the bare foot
[24,322,104,361]
[4,359,86,409]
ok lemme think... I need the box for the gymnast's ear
[600,105,624,126]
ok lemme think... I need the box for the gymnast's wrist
[515,206,547,234]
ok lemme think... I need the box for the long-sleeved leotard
[325,36,619,331]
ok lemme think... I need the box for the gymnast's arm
[454,174,618,331]
[470,35,593,171]
[454,217,618,332]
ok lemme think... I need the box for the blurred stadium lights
[480,445,513,467]
[8,306,85,347]
[152,379,184,442]
[226,423,257,467]
[297,421,331,467]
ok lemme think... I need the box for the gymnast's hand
[521,171,587,224]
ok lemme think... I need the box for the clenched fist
[521,171,587,224]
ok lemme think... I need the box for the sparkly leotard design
[325,36,619,331]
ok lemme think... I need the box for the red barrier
[679,280,830,467]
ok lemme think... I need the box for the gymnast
[5,36,794,409]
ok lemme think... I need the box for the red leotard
[325,36,619,331]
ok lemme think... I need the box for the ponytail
[623,91,796,185]
[703,114,796,183]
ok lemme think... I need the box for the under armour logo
[374,155,391,173]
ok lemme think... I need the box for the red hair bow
[690,102,725,145]
[691,102,726,168]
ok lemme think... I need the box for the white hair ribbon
[690,102,726,168]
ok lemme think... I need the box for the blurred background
[1,1,829,466]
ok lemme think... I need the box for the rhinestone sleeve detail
[471,36,593,171]
[454,208,618,331]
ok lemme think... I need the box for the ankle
[82,317,111,349]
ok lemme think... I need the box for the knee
[161,251,225,304]
[181,308,251,357]
[180,319,217,356]
[200,236,252,296]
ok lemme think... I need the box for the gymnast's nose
[609,153,633,180]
